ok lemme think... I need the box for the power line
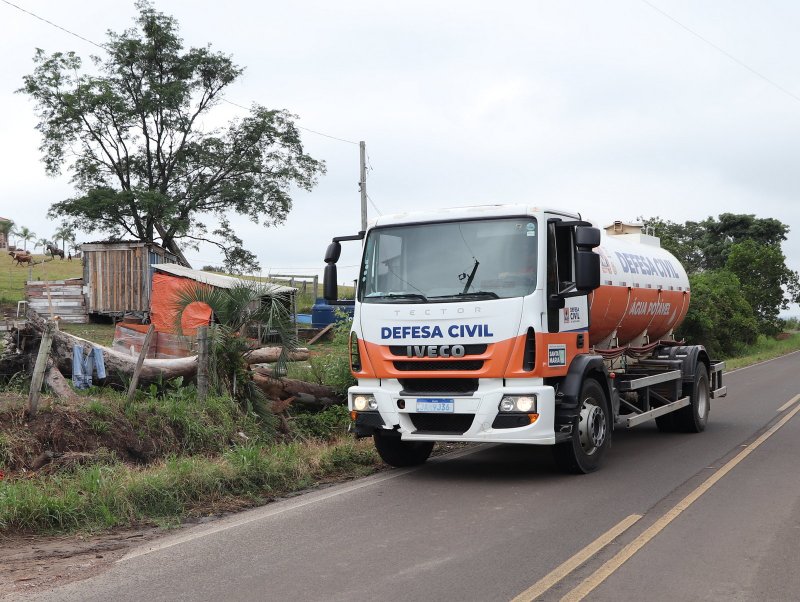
[220,99,358,145]
[367,194,382,216]
[1,0,106,49]
[3,0,360,144]
[640,0,800,105]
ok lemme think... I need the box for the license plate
[416,398,454,413]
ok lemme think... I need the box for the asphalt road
[21,351,800,602]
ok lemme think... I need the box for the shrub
[677,269,759,357]
[291,405,351,440]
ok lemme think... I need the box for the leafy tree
[12,226,36,251]
[34,238,50,254]
[20,1,324,273]
[782,316,800,331]
[0,219,13,243]
[725,240,800,335]
[699,213,789,270]
[53,224,76,254]
[173,282,297,418]
[677,269,759,357]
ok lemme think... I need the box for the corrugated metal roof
[152,263,296,294]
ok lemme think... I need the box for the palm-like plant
[13,226,35,251]
[53,224,76,254]
[173,282,298,417]
[0,219,13,245]
[34,238,49,254]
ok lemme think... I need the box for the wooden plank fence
[25,278,88,323]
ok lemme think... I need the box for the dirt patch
[0,404,157,473]
[0,526,163,598]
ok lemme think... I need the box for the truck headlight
[499,395,537,413]
[353,394,378,411]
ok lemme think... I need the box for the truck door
[546,217,590,335]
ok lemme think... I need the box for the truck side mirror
[324,241,342,263]
[324,264,338,301]
[575,226,600,248]
[322,233,364,304]
[575,250,600,292]
[323,241,342,302]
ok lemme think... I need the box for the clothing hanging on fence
[72,344,107,389]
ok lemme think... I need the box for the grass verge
[0,252,82,304]
[724,333,800,371]
[0,438,379,533]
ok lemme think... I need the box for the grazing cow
[11,251,33,266]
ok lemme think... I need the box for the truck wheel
[554,379,610,474]
[373,432,434,467]
[675,364,710,433]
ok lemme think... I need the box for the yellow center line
[510,514,641,602]
[777,394,800,413]
[561,399,800,602]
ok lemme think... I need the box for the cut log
[245,347,309,364]
[44,359,79,402]
[252,369,343,408]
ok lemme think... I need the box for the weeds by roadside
[0,438,379,533]
[723,333,800,371]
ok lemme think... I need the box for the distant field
[0,251,82,304]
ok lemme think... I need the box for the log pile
[1,311,343,410]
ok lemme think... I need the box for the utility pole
[359,140,367,232]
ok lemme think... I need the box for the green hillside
[0,252,83,305]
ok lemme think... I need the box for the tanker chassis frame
[351,344,726,474]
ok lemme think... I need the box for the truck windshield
[359,217,538,303]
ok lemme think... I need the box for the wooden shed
[82,241,177,317]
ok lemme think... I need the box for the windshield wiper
[367,292,429,302]
[459,259,480,294]
[430,291,500,301]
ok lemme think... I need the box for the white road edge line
[120,443,492,562]
[510,514,642,602]
[560,400,800,602]
[777,394,800,413]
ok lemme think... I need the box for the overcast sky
[2,0,799,311]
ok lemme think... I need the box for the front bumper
[349,379,556,445]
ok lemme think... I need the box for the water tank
[311,298,355,329]
[589,225,690,348]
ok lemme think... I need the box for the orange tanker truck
[323,205,726,473]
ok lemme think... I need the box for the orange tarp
[111,323,196,358]
[150,272,212,335]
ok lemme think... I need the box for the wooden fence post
[197,326,209,401]
[27,319,55,417]
[127,324,156,404]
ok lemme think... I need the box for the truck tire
[675,364,710,433]
[553,379,610,474]
[373,432,434,467]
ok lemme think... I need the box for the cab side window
[546,221,576,332]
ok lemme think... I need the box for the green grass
[0,438,379,533]
[0,251,83,304]
[724,333,800,371]
[60,322,116,347]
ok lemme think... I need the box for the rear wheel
[675,364,710,433]
[554,379,610,474]
[373,431,434,467]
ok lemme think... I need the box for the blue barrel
[311,299,354,328]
